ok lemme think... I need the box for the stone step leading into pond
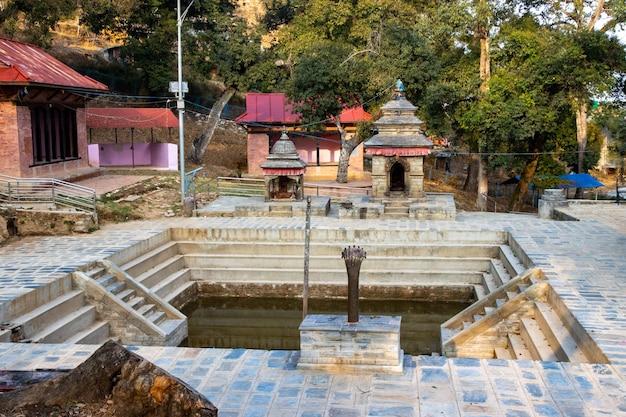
[72,260,187,347]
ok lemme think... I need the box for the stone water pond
[180,297,470,355]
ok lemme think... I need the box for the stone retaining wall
[0,207,97,237]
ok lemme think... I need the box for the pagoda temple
[365,80,433,200]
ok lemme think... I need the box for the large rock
[0,340,217,417]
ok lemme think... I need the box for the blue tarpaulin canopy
[557,173,603,189]
[501,173,604,188]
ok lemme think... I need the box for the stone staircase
[382,198,411,218]
[73,260,187,346]
[441,268,607,363]
[0,278,111,345]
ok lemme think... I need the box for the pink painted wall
[89,143,178,169]
[247,133,270,176]
[246,131,367,180]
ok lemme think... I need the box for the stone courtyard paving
[0,200,624,416]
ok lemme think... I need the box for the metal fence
[216,177,265,197]
[216,177,372,199]
[0,174,97,216]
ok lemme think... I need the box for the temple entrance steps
[72,260,187,347]
[441,268,608,363]
[382,198,411,218]
[0,278,111,345]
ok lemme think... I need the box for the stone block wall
[0,207,97,236]
[298,314,403,373]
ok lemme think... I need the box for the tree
[460,19,577,210]
[286,42,371,183]
[522,0,626,181]
[0,0,76,47]
[420,0,518,209]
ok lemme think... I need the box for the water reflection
[181,297,469,355]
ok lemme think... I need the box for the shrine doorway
[390,162,406,192]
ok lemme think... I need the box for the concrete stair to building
[382,199,411,217]
[92,269,168,327]
[111,240,196,308]
[473,245,527,300]
[0,289,111,345]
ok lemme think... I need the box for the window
[31,105,78,165]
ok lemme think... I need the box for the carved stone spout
[342,245,366,323]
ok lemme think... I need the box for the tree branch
[587,0,606,31]
[340,49,378,66]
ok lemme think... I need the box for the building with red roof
[0,37,108,179]
[236,93,372,181]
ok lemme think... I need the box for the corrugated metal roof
[86,108,179,129]
[0,37,108,91]
[236,93,299,124]
[236,93,371,124]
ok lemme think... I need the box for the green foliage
[286,41,368,128]
[0,0,76,46]
[98,201,136,222]
[559,121,604,171]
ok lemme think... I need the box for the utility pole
[174,0,194,206]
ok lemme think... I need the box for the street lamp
[171,0,194,206]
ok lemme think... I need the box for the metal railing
[0,174,97,216]
[216,177,372,199]
[304,183,372,199]
[479,192,499,213]
[216,177,265,197]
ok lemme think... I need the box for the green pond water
[181,297,469,355]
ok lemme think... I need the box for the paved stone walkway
[0,200,625,415]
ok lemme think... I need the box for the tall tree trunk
[508,137,543,212]
[574,99,588,198]
[464,153,480,192]
[479,36,491,94]
[189,89,234,164]
[335,119,354,183]
[476,33,490,209]
[477,156,488,210]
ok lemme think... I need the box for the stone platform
[339,193,456,220]
[195,196,331,217]
[298,314,403,373]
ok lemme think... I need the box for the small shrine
[261,129,307,201]
[336,80,455,220]
[365,80,432,200]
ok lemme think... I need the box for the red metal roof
[86,108,179,129]
[236,93,371,124]
[0,38,108,91]
[236,93,299,124]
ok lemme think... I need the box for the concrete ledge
[196,196,331,217]
[298,314,403,373]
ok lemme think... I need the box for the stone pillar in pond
[298,245,403,373]
[342,246,366,323]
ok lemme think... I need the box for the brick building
[236,93,371,181]
[0,38,108,179]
